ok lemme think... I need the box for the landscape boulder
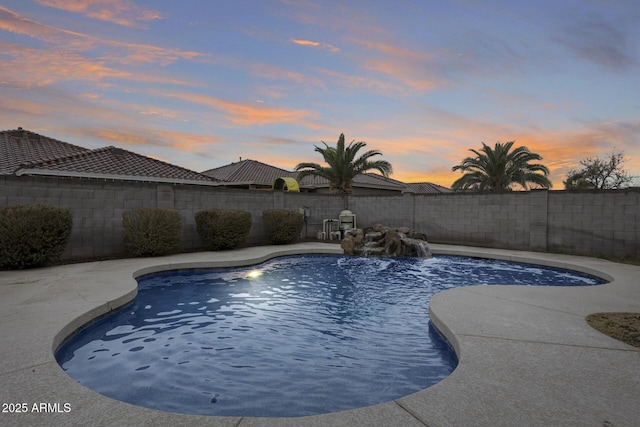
[341,224,431,258]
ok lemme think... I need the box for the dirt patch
[586,312,640,349]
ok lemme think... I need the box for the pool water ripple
[56,255,604,417]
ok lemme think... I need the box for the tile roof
[0,128,89,175]
[17,146,215,184]
[202,159,294,184]
[2,128,216,185]
[2,129,449,190]
[296,172,407,189]
[202,159,410,190]
[353,173,407,189]
[404,182,453,194]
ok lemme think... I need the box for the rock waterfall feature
[341,224,432,258]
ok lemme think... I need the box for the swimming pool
[56,255,605,417]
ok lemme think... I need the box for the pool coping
[0,243,638,426]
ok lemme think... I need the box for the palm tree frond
[452,141,551,192]
[295,133,393,194]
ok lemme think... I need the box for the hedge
[0,203,73,269]
[122,208,182,256]
[262,209,304,245]
[195,209,252,250]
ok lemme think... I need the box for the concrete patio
[0,243,638,426]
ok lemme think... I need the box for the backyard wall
[1,175,638,260]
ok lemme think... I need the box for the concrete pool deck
[0,243,639,426]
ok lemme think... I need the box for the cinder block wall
[413,190,550,251]
[414,192,529,248]
[1,175,638,259]
[547,190,639,257]
[0,176,350,259]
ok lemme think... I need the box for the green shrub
[122,208,182,256]
[0,203,73,269]
[263,209,304,245]
[195,209,252,250]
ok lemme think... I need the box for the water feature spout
[341,224,431,258]
[401,237,432,258]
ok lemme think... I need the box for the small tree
[564,151,635,190]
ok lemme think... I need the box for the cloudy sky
[1,0,639,187]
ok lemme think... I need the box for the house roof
[353,173,407,190]
[2,128,217,185]
[17,146,216,184]
[202,159,294,185]
[202,159,412,191]
[297,172,408,190]
[0,128,89,175]
[404,182,453,194]
[2,129,450,191]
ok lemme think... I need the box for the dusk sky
[1,0,639,187]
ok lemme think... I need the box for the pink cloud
[33,0,163,27]
[345,37,446,93]
[312,67,399,94]
[0,41,192,87]
[0,6,204,66]
[0,5,88,43]
[291,38,340,52]
[349,38,428,61]
[73,127,220,152]
[250,62,319,86]
[159,91,320,128]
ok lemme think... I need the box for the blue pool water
[56,255,605,417]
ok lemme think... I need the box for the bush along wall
[122,208,182,257]
[195,209,252,250]
[0,203,73,269]
[3,176,640,259]
[263,209,304,245]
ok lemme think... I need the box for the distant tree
[451,141,552,192]
[295,133,393,195]
[564,151,635,190]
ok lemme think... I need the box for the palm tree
[295,133,393,194]
[451,141,552,191]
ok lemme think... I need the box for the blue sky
[1,0,639,187]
